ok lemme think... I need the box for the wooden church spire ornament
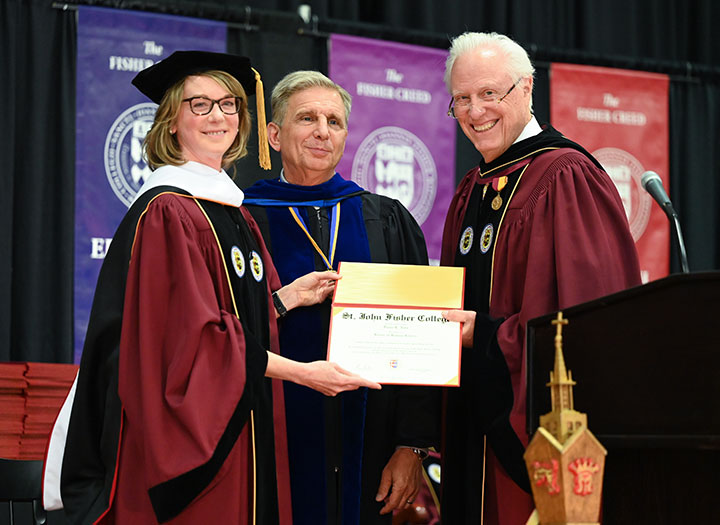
[524,312,607,525]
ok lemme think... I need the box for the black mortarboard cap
[132,50,256,104]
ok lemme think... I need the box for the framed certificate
[327,261,465,386]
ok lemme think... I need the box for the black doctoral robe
[244,174,441,525]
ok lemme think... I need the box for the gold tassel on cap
[252,67,271,170]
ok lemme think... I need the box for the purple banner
[329,34,455,264]
[74,7,226,362]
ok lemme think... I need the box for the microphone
[640,170,689,273]
[640,171,675,216]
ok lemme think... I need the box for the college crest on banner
[329,34,456,263]
[550,64,670,283]
[74,6,226,362]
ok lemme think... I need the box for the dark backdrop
[2,0,719,365]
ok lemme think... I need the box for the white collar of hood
[131,161,244,207]
[513,115,543,144]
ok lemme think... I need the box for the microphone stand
[657,197,689,274]
[643,172,690,274]
[669,211,690,274]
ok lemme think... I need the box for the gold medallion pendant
[491,194,503,210]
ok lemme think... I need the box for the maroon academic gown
[440,128,641,525]
[61,185,291,524]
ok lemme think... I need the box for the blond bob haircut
[144,70,252,171]
[271,70,352,127]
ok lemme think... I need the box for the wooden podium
[526,272,720,523]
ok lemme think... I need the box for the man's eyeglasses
[183,96,243,116]
[447,77,523,119]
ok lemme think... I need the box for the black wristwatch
[409,447,429,460]
[272,291,288,318]
[398,445,429,461]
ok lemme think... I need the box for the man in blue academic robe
[244,71,440,525]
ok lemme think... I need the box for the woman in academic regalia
[52,51,378,525]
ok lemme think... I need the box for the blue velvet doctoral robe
[244,174,440,525]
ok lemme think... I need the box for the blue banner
[74,7,226,362]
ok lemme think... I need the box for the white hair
[444,32,536,94]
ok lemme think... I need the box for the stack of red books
[0,362,78,460]
[0,363,28,458]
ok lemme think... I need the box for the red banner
[550,63,670,282]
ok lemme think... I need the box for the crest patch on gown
[459,226,474,255]
[428,462,442,484]
[231,246,245,278]
[250,250,264,281]
[480,223,494,254]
